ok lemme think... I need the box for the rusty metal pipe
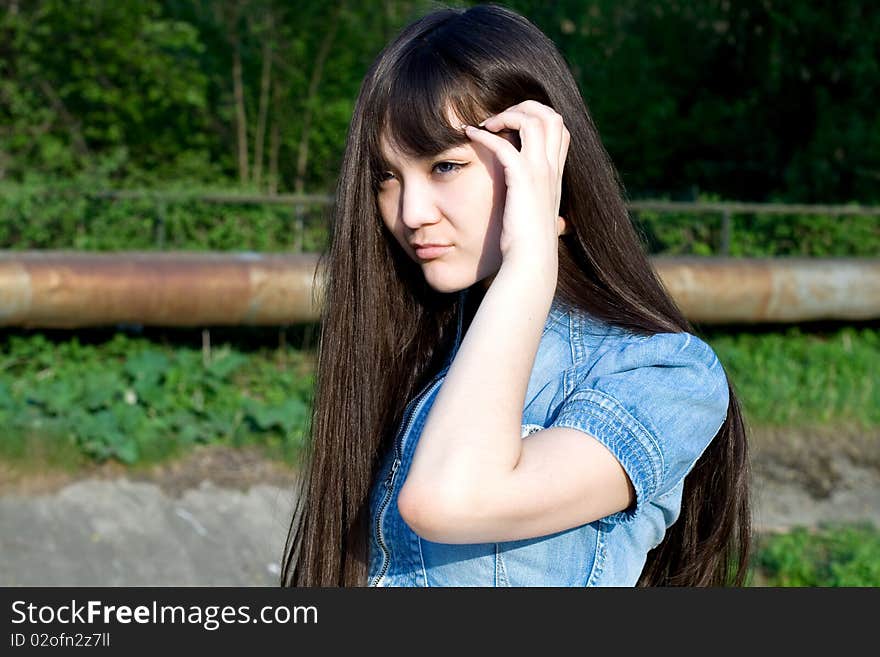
[653,256,880,323]
[0,251,323,328]
[0,252,878,327]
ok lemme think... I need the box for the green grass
[703,323,880,429]
[749,523,880,586]
[0,326,316,468]
[1,322,877,469]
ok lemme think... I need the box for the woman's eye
[433,161,462,175]
[375,162,463,187]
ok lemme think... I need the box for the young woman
[281,3,751,587]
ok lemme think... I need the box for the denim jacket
[368,288,730,587]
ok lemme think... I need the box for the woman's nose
[399,185,442,230]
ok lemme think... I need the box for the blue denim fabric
[368,288,730,586]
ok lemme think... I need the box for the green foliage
[1,182,876,256]
[634,209,720,256]
[0,182,329,251]
[2,1,879,201]
[633,207,880,257]
[0,0,388,191]
[0,330,316,465]
[0,0,214,182]
[704,325,880,429]
[0,324,877,467]
[518,0,880,202]
[750,524,880,586]
[728,212,880,257]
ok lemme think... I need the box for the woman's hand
[462,99,570,277]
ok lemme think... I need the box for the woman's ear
[557,215,570,236]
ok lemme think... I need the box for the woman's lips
[414,245,453,260]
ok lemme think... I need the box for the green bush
[0,182,329,252]
[633,207,880,256]
[3,183,879,256]
[750,524,880,586]
[0,329,315,466]
[1,324,877,467]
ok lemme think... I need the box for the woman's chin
[422,270,470,295]
[425,280,466,294]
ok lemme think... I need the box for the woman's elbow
[397,481,469,543]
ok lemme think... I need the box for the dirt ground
[746,424,880,533]
[1,426,877,586]
[0,444,299,498]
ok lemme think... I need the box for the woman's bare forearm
[403,261,557,507]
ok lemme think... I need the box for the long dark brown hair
[281,3,750,587]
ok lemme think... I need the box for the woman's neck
[461,284,487,336]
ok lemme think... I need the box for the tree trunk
[268,115,280,195]
[232,36,249,184]
[293,1,344,196]
[253,19,273,189]
[38,79,91,169]
[290,1,345,250]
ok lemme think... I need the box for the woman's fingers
[472,111,546,179]
[464,99,571,238]
[479,110,547,176]
[461,124,522,175]
[481,100,564,175]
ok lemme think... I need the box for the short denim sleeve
[549,331,730,527]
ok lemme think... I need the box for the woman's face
[376,117,513,294]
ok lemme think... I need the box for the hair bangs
[370,44,488,175]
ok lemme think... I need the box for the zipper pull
[384,458,401,489]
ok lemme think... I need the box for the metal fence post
[720,208,731,255]
[155,197,167,250]
[294,203,304,253]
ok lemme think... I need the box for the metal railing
[85,190,880,255]
[627,200,880,255]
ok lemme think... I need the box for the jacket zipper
[370,370,447,587]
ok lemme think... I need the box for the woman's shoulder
[546,307,730,521]
[558,302,722,378]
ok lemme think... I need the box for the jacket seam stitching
[495,543,510,587]
[586,526,605,586]
[417,535,429,587]
[556,389,665,493]
[552,390,666,525]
